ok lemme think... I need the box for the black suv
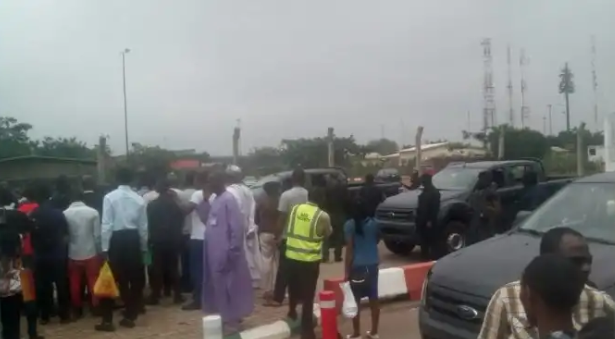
[419,172,615,339]
[376,159,572,256]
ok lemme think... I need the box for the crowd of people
[1,164,610,339]
[0,165,388,339]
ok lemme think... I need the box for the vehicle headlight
[420,268,433,309]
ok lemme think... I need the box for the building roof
[382,142,450,158]
[399,142,449,153]
[0,155,96,165]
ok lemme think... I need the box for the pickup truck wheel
[444,221,466,253]
[384,240,415,256]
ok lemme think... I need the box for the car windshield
[432,167,482,190]
[520,182,615,244]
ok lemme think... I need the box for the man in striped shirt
[478,227,615,339]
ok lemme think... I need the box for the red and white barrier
[323,262,435,313]
[319,291,338,339]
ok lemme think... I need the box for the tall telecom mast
[591,35,599,130]
[506,45,515,127]
[519,48,530,128]
[481,38,496,132]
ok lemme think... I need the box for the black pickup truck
[419,172,615,339]
[250,167,401,201]
[375,159,573,256]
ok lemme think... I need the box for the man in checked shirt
[478,227,615,339]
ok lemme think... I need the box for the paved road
[35,243,423,339]
[336,301,421,339]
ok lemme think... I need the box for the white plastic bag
[340,281,358,318]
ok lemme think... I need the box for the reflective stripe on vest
[285,203,324,262]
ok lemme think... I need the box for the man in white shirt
[182,172,215,311]
[226,165,261,289]
[64,192,102,319]
[96,167,148,332]
[265,168,308,307]
[178,172,197,293]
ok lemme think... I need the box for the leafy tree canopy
[365,138,398,155]
[280,135,361,168]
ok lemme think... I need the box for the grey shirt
[277,186,309,238]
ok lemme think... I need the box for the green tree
[280,135,360,168]
[33,136,95,159]
[0,117,34,159]
[128,143,177,175]
[559,63,575,131]
[546,128,603,152]
[365,138,398,155]
[463,125,549,159]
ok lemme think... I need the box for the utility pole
[547,104,553,135]
[415,126,424,172]
[591,35,599,130]
[520,48,530,128]
[467,110,471,131]
[327,127,334,167]
[121,48,130,157]
[506,45,515,126]
[232,119,240,165]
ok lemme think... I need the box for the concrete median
[322,261,435,313]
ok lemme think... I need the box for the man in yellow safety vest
[285,188,332,339]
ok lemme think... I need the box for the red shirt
[17,202,38,256]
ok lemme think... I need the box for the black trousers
[149,244,181,300]
[0,294,22,339]
[180,234,191,292]
[35,254,70,321]
[323,215,344,261]
[101,229,144,323]
[273,240,289,303]
[287,258,320,339]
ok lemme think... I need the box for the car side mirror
[515,210,532,225]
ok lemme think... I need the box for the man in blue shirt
[96,167,148,332]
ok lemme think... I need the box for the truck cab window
[490,168,505,188]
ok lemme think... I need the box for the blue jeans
[189,239,204,304]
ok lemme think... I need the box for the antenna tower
[519,48,530,128]
[506,45,515,126]
[591,35,599,130]
[481,38,496,132]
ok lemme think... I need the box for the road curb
[224,262,434,339]
[323,262,435,313]
[226,305,321,339]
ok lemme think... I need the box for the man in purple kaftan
[202,171,254,335]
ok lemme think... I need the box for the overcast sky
[1,0,613,155]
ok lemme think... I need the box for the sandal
[346,334,361,339]
[366,331,379,339]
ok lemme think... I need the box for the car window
[507,164,532,185]
[432,167,483,190]
[491,168,506,188]
[520,182,615,244]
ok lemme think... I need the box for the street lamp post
[121,48,131,157]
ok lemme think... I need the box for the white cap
[226,165,242,174]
